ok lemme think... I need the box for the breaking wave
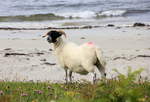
[0,9,149,22]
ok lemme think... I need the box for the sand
[0,26,150,82]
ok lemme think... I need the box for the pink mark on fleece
[87,42,94,46]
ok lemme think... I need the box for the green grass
[0,68,150,102]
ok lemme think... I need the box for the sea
[0,0,150,28]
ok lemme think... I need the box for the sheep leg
[99,67,106,78]
[96,62,106,79]
[69,71,73,82]
[65,69,68,84]
[92,72,97,84]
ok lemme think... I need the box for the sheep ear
[42,31,52,38]
[58,30,67,38]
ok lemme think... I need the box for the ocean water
[0,0,150,27]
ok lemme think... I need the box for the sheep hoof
[93,79,97,84]
[93,73,97,84]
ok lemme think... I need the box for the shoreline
[0,21,150,30]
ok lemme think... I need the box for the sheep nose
[47,37,50,42]
[47,37,52,43]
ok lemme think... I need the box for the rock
[133,23,146,27]
[80,37,86,39]
[35,52,44,56]
[40,58,46,61]
[4,48,12,50]
[26,58,30,60]
[137,55,150,58]
[107,24,115,27]
[4,52,29,57]
[115,27,121,29]
[43,62,56,66]
[49,49,53,51]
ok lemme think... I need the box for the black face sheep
[43,30,106,83]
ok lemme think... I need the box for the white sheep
[43,30,106,83]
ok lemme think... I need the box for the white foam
[56,11,95,18]
[99,10,127,17]
[55,10,127,19]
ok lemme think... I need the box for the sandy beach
[0,25,150,82]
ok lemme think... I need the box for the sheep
[43,30,106,83]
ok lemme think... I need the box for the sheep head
[42,30,66,43]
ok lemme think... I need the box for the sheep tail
[95,47,106,68]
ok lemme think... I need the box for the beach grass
[0,68,150,102]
